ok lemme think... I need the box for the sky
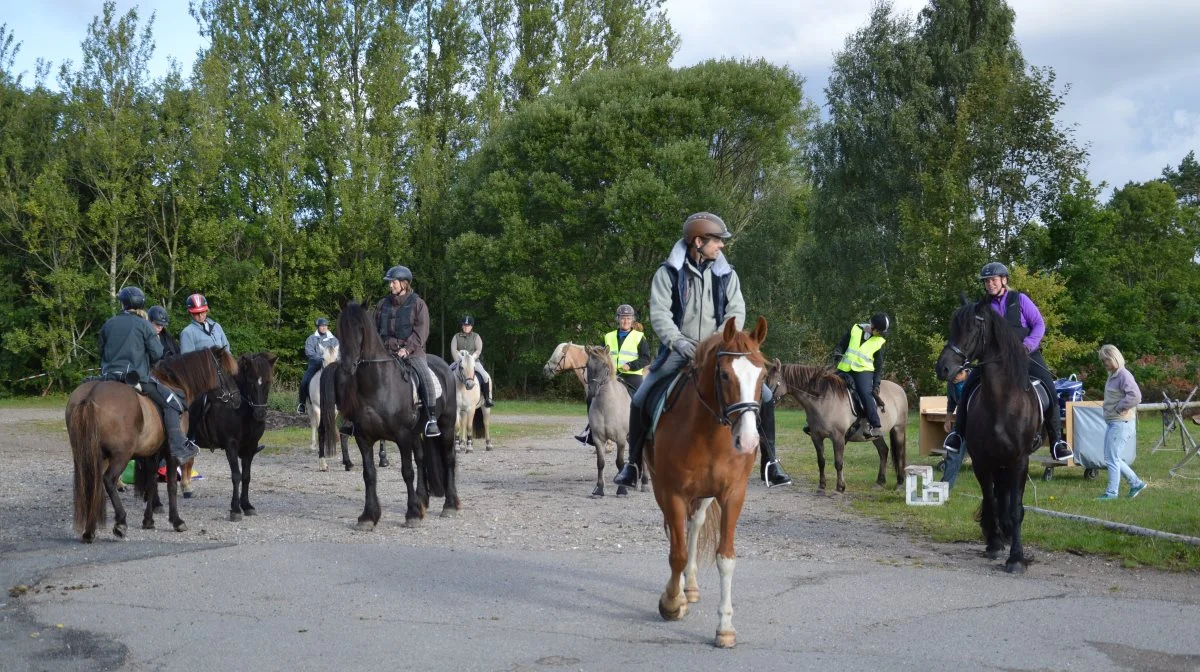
[4,0,1198,195]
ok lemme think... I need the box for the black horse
[320,302,459,528]
[189,351,277,521]
[936,298,1042,573]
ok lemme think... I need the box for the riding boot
[414,364,442,438]
[1045,403,1073,461]
[162,406,200,464]
[575,424,592,446]
[482,378,495,408]
[759,400,792,487]
[340,421,354,436]
[613,409,648,487]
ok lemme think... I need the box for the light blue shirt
[179,318,231,354]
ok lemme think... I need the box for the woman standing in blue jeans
[1098,344,1147,500]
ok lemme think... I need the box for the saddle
[645,371,688,439]
[960,376,1051,440]
[394,356,443,409]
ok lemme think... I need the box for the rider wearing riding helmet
[450,315,494,408]
[376,265,441,437]
[147,305,179,359]
[833,313,891,438]
[179,293,231,354]
[951,262,1073,462]
[99,287,200,464]
[574,304,652,447]
[613,212,793,489]
[297,317,339,414]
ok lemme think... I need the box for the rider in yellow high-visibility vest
[833,313,890,438]
[576,304,652,446]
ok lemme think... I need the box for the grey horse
[583,345,647,497]
[767,360,907,492]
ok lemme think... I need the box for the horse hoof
[591,485,604,498]
[714,630,737,649]
[405,517,423,528]
[355,520,375,531]
[485,444,493,451]
[985,548,1002,560]
[319,459,328,472]
[378,459,390,468]
[685,587,700,603]
[230,511,243,522]
[1005,561,1027,575]
[440,507,458,518]
[616,486,628,497]
[113,523,127,538]
[344,463,354,471]
[142,520,154,530]
[243,507,257,517]
[174,522,187,533]
[183,490,193,499]
[639,483,648,493]
[658,598,687,621]
[81,534,94,544]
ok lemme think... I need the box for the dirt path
[0,405,1194,598]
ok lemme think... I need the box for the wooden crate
[919,396,949,456]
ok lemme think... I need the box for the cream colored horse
[307,343,344,471]
[542,342,588,392]
[454,350,492,453]
[583,346,646,496]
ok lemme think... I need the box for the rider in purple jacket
[950,262,1074,462]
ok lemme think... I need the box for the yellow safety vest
[836,323,885,373]
[605,329,645,376]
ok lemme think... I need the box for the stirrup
[762,460,792,488]
[296,402,306,414]
[1051,440,1073,461]
[172,439,200,464]
[613,462,640,487]
[423,419,442,437]
[943,432,962,454]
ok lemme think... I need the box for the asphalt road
[4,537,1200,672]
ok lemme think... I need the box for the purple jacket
[988,290,1045,353]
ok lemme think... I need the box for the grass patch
[775,408,1200,571]
[0,394,69,409]
[488,400,584,417]
[256,421,565,452]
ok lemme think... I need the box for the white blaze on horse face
[729,356,762,454]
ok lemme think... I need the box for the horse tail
[423,435,447,499]
[68,397,106,537]
[319,363,338,461]
[693,499,722,568]
[472,407,486,439]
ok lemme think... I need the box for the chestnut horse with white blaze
[645,316,769,649]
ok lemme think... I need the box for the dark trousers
[847,370,881,427]
[298,359,322,405]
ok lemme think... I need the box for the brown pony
[645,316,769,649]
[542,342,589,392]
[66,347,239,542]
[766,362,907,492]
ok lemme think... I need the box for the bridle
[208,349,242,406]
[944,313,986,382]
[546,344,587,375]
[693,349,762,426]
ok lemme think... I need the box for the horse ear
[266,352,278,366]
[769,357,781,373]
[750,315,768,344]
[722,316,738,341]
[238,354,252,370]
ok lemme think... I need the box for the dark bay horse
[66,347,239,542]
[766,362,907,492]
[320,301,460,528]
[646,316,769,648]
[936,298,1041,573]
[189,352,277,521]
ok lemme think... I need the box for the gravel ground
[1,405,1195,600]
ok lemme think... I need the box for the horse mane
[778,363,847,397]
[585,345,615,380]
[237,352,276,385]
[337,301,387,366]
[975,298,1030,390]
[152,346,237,396]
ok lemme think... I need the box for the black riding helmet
[315,317,329,327]
[384,265,413,283]
[978,262,1009,280]
[870,313,890,334]
[461,315,474,326]
[147,305,169,326]
[118,286,146,310]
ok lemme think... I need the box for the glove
[385,337,401,352]
[672,337,697,359]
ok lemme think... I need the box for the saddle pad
[963,377,1048,435]
[648,371,686,438]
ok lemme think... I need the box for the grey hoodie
[648,239,746,349]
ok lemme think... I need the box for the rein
[691,349,761,426]
[207,349,241,406]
